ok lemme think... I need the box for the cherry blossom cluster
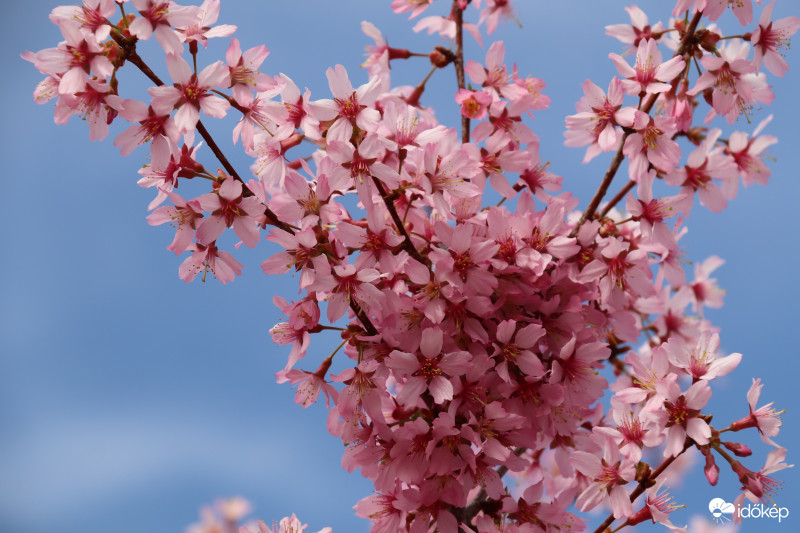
[26,0,796,532]
[186,497,330,533]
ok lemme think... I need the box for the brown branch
[571,139,630,235]
[372,177,429,267]
[350,300,379,336]
[109,32,293,234]
[591,440,694,533]
[109,32,381,338]
[453,1,470,144]
[600,179,636,218]
[572,11,704,234]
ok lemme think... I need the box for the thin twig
[591,440,694,533]
[453,1,470,144]
[109,31,380,335]
[572,11,704,234]
[109,32,293,234]
[600,179,637,217]
[372,177,429,267]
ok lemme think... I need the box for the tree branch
[109,32,293,233]
[453,1,470,144]
[572,11,704,233]
[600,179,636,218]
[591,440,694,533]
[109,31,379,335]
[372,177,430,267]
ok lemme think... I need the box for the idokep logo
[708,497,791,524]
[708,498,735,524]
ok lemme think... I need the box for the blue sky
[2,1,798,532]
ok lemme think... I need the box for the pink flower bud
[430,46,455,69]
[704,451,719,486]
[388,47,412,60]
[723,441,753,457]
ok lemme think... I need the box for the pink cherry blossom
[225,38,273,105]
[565,77,634,162]
[147,54,231,134]
[390,0,432,19]
[307,255,386,323]
[726,114,778,187]
[626,170,686,239]
[129,0,196,54]
[687,45,756,119]
[751,1,800,77]
[665,128,738,213]
[195,177,264,247]
[479,0,517,35]
[624,478,686,531]
[309,65,382,143]
[455,88,492,120]
[50,0,116,42]
[729,378,783,445]
[665,331,741,381]
[32,20,113,95]
[732,447,792,514]
[176,0,237,48]
[379,100,447,149]
[464,41,517,100]
[623,111,681,181]
[659,380,713,456]
[360,22,397,78]
[387,327,471,406]
[54,78,118,141]
[113,98,180,155]
[147,189,204,254]
[597,406,664,462]
[701,0,754,26]
[609,38,685,96]
[262,227,318,287]
[137,138,205,209]
[276,357,338,408]
[573,436,636,518]
[179,242,243,284]
[606,5,664,48]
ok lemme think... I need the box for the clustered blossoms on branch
[26,0,796,532]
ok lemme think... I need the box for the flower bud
[704,451,719,486]
[388,47,412,60]
[429,46,455,68]
[697,29,721,53]
[722,441,753,457]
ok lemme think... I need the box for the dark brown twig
[109,32,293,233]
[572,11,704,234]
[453,1,470,144]
[591,440,693,533]
[372,177,429,267]
[600,179,637,218]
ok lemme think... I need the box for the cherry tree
[23,0,797,532]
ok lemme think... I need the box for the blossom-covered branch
[25,0,796,531]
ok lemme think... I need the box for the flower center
[335,93,360,119]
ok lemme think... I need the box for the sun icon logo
[708,498,735,523]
